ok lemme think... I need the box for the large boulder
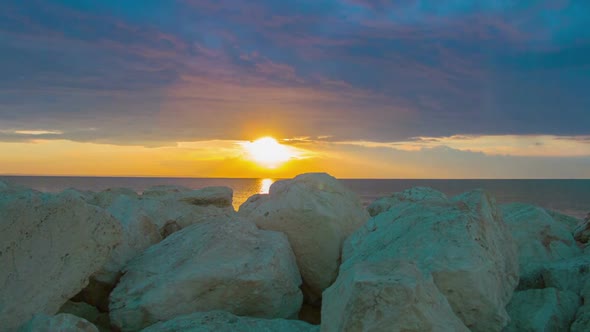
[0,189,122,330]
[504,288,580,332]
[367,187,447,217]
[238,173,369,300]
[18,313,99,332]
[141,311,318,332]
[91,195,163,285]
[342,189,519,332]
[321,260,469,332]
[501,203,581,287]
[109,219,302,331]
[79,186,236,307]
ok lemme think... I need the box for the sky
[0,0,589,178]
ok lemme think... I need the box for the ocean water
[1,176,589,219]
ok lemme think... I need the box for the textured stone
[541,255,590,294]
[504,288,580,332]
[0,189,121,330]
[574,213,590,243]
[239,173,369,301]
[343,189,518,332]
[59,301,111,332]
[367,187,447,217]
[92,195,162,285]
[141,311,318,332]
[321,260,469,332]
[109,219,302,331]
[501,203,581,288]
[18,313,98,332]
[571,279,590,332]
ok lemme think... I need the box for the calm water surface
[1,176,589,218]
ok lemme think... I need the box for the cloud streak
[0,0,588,152]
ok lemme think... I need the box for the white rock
[141,311,318,332]
[501,203,581,287]
[367,187,447,217]
[90,186,235,286]
[177,186,234,208]
[572,279,590,332]
[572,308,590,332]
[0,190,122,330]
[139,186,235,230]
[92,195,163,285]
[545,209,582,233]
[342,189,518,332]
[87,188,138,208]
[18,313,99,332]
[109,219,303,331]
[238,173,369,300]
[574,213,590,243]
[504,288,580,332]
[321,260,469,332]
[140,185,192,197]
[59,301,111,332]
[540,255,590,294]
[0,180,31,195]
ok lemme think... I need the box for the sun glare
[260,178,274,193]
[243,137,295,168]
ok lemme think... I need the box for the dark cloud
[0,0,588,145]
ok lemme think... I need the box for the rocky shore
[1,173,589,331]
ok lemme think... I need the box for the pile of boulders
[1,174,588,331]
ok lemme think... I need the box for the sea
[1,176,589,219]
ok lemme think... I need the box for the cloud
[0,0,588,148]
[329,135,590,157]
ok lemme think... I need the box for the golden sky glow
[0,135,589,179]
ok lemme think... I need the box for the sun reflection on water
[260,178,274,194]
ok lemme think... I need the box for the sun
[242,137,296,168]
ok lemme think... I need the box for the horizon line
[1,174,588,181]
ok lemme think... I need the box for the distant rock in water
[0,183,122,331]
[141,311,318,332]
[339,188,518,331]
[238,173,369,302]
[109,218,303,332]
